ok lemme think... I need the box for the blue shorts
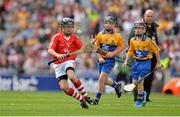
[98,58,115,74]
[132,59,151,80]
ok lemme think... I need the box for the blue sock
[95,92,102,100]
[111,81,116,89]
[137,93,144,103]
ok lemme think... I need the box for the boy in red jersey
[48,17,92,109]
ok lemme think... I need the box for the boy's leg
[67,68,93,104]
[53,61,88,109]
[140,59,151,103]
[131,62,138,101]
[58,78,88,109]
[106,78,122,98]
[93,72,108,105]
[135,79,145,107]
[92,59,116,105]
[73,78,93,104]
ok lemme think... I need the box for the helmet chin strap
[105,29,113,32]
[64,32,71,37]
[135,34,146,41]
[136,34,143,37]
[135,34,143,39]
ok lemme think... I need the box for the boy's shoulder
[145,37,155,44]
[146,37,152,41]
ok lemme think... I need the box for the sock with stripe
[111,81,117,89]
[65,87,83,101]
[95,92,102,101]
[137,93,144,103]
[74,79,88,98]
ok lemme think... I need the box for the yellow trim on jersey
[128,37,160,60]
[95,32,125,50]
[95,32,125,58]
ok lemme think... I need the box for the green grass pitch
[0,91,180,116]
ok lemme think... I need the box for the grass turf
[0,91,180,116]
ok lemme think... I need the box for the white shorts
[51,60,75,79]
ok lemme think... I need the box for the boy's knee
[59,81,69,92]
[66,69,75,79]
[61,85,69,93]
[99,77,107,83]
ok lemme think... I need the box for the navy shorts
[132,59,151,80]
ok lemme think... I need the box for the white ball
[77,30,82,34]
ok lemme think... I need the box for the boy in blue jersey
[123,21,161,107]
[92,16,126,105]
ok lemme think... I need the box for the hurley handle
[48,54,71,66]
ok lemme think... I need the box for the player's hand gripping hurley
[123,65,163,92]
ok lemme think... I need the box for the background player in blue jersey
[123,21,161,107]
[128,9,159,102]
[92,16,126,105]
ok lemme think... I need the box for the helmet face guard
[104,16,116,32]
[61,17,74,28]
[104,16,115,24]
[134,21,146,35]
[134,21,145,28]
[134,24,145,28]
[60,17,74,36]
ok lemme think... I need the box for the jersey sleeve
[127,38,135,57]
[95,32,101,48]
[117,34,126,49]
[48,34,59,50]
[147,38,160,54]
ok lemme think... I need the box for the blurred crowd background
[0,0,179,90]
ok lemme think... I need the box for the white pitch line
[102,103,180,107]
[0,103,40,106]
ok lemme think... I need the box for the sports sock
[65,87,82,101]
[137,93,144,103]
[95,92,102,101]
[111,81,117,89]
[74,79,88,98]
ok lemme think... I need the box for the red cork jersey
[48,32,83,64]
